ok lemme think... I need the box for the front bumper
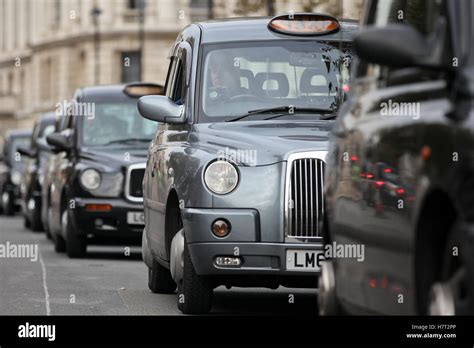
[69,197,143,244]
[188,242,324,276]
[182,207,323,276]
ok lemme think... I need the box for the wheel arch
[164,188,183,261]
[414,187,457,314]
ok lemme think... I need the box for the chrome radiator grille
[285,152,326,240]
[125,163,146,202]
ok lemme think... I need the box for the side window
[371,0,443,34]
[61,115,71,131]
[165,58,177,98]
[68,113,75,130]
[358,0,445,84]
[1,138,7,159]
[30,123,40,150]
[172,60,184,104]
[165,56,185,104]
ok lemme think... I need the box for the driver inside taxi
[207,51,243,99]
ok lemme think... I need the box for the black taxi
[46,83,162,258]
[321,0,474,315]
[0,129,31,215]
[18,113,56,231]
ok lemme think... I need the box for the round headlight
[80,169,101,191]
[11,171,22,185]
[204,160,239,195]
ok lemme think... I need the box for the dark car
[46,83,162,258]
[0,129,32,215]
[18,114,56,231]
[41,114,70,239]
[138,14,357,313]
[321,0,474,315]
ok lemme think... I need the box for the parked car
[46,83,162,258]
[0,129,32,215]
[138,14,357,313]
[321,0,474,315]
[41,114,70,239]
[18,113,56,230]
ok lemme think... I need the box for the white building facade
[0,0,362,136]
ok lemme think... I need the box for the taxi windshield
[200,40,352,121]
[81,102,157,147]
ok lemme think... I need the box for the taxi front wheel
[428,221,472,315]
[63,210,87,258]
[177,240,213,314]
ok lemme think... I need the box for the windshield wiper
[226,106,335,123]
[101,138,151,145]
[318,113,338,120]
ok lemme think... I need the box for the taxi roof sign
[268,13,340,36]
[124,83,164,97]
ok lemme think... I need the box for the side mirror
[137,95,186,124]
[17,146,36,158]
[46,132,73,151]
[354,24,442,69]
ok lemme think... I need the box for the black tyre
[24,215,31,229]
[53,234,66,252]
[177,242,213,314]
[2,191,15,216]
[30,208,44,232]
[428,221,473,315]
[63,210,87,258]
[148,259,176,294]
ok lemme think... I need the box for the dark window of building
[128,0,139,9]
[190,0,210,21]
[55,0,61,23]
[121,51,142,83]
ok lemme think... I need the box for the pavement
[0,216,318,316]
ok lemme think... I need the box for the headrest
[255,72,290,97]
[300,68,331,94]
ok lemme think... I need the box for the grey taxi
[138,14,357,313]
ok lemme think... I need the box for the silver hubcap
[170,229,185,284]
[2,192,9,207]
[48,207,54,232]
[429,282,455,315]
[28,198,35,211]
[61,210,68,237]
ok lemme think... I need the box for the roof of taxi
[196,16,358,44]
[5,128,31,139]
[79,84,143,102]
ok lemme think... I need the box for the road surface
[0,216,318,316]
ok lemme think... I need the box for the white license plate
[286,250,322,271]
[127,212,145,225]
